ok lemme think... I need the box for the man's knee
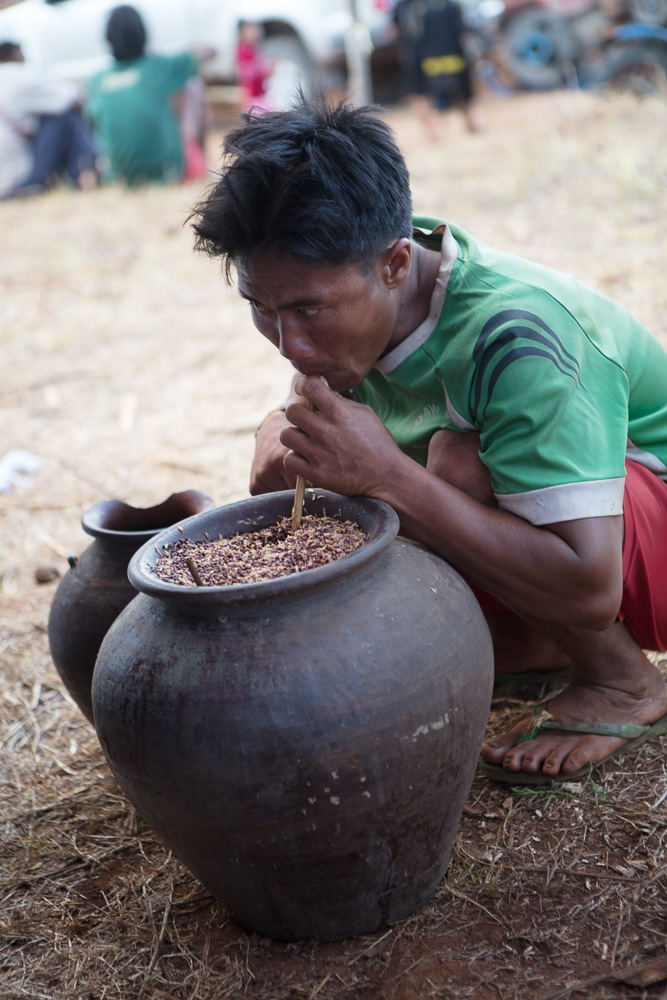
[427,429,495,505]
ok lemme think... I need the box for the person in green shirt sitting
[86,4,213,186]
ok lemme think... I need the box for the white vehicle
[0,0,396,104]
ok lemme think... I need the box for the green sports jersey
[87,53,197,186]
[355,218,667,525]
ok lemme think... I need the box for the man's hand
[280,377,401,498]
[249,409,296,495]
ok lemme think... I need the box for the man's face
[236,250,401,392]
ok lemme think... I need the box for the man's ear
[381,238,412,289]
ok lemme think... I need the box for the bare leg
[485,609,571,676]
[450,96,479,134]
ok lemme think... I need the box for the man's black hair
[190,95,413,281]
[106,5,147,62]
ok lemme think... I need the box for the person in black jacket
[393,0,479,136]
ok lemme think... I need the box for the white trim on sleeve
[497,477,626,525]
[444,383,476,430]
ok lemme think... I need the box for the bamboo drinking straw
[291,398,316,532]
[291,377,329,531]
[186,557,204,586]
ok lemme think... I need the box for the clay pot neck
[81,490,214,545]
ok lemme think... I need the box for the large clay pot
[92,490,493,941]
[48,490,213,724]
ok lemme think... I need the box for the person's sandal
[480,709,667,784]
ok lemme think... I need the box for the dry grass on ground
[1,89,667,1000]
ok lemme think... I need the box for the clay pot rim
[81,490,214,542]
[128,490,399,604]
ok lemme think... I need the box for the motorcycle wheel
[501,8,578,90]
[601,43,667,96]
[626,0,667,27]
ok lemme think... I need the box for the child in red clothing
[235,21,273,113]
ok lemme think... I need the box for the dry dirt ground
[1,89,667,1000]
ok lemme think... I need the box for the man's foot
[481,666,667,779]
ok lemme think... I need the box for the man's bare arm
[281,377,623,631]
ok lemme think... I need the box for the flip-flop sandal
[493,667,571,697]
[480,709,667,785]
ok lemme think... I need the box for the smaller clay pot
[48,490,213,724]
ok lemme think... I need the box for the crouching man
[189,96,667,783]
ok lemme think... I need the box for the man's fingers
[293,375,335,412]
[280,419,318,455]
[282,446,310,479]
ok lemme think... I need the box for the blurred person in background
[235,20,274,114]
[392,0,478,137]
[0,38,98,199]
[392,0,427,104]
[85,5,214,187]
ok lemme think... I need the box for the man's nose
[276,315,314,360]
